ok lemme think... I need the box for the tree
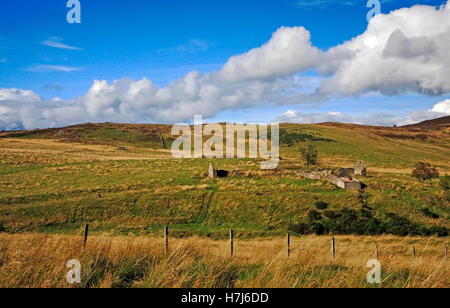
[301,144,318,169]
[412,162,439,182]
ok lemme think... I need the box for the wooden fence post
[230,229,234,257]
[376,243,379,260]
[445,246,448,261]
[331,237,335,261]
[83,224,89,248]
[287,233,291,257]
[412,245,416,258]
[164,226,169,255]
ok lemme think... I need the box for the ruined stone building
[354,161,367,176]
[299,161,367,191]
[208,162,229,178]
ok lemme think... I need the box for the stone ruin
[336,161,367,178]
[209,162,217,178]
[299,161,367,191]
[208,162,229,178]
[209,162,244,179]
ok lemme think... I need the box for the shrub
[440,175,450,190]
[380,213,419,236]
[323,210,340,219]
[421,208,439,219]
[307,222,325,235]
[440,175,450,201]
[359,204,374,218]
[307,210,322,221]
[289,208,448,237]
[288,222,309,235]
[412,162,439,181]
[428,226,449,237]
[289,221,324,235]
[314,201,328,210]
[279,129,332,147]
[322,208,382,235]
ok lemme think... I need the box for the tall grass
[0,234,447,288]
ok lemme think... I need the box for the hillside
[402,116,450,129]
[0,118,449,238]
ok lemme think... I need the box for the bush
[289,207,448,237]
[315,201,328,210]
[421,208,439,219]
[307,222,325,235]
[428,226,449,237]
[279,129,332,147]
[322,208,382,235]
[323,210,340,219]
[412,162,439,181]
[359,204,374,218]
[380,213,419,236]
[440,175,450,201]
[440,175,450,190]
[288,222,309,235]
[288,221,324,235]
[307,210,322,221]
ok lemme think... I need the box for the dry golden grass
[0,233,447,288]
[0,138,171,165]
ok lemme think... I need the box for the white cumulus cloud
[430,99,450,114]
[219,27,321,82]
[319,3,450,95]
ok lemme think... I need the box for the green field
[0,120,449,238]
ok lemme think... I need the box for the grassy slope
[0,120,449,237]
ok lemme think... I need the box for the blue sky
[0,0,449,129]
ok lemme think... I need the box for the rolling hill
[0,117,448,238]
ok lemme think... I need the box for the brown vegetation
[0,233,448,288]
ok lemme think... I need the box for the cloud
[78,74,314,123]
[276,109,406,126]
[158,39,210,56]
[219,27,321,83]
[1,1,450,130]
[294,0,361,9]
[0,74,326,130]
[25,65,82,72]
[176,39,210,53]
[319,4,450,95]
[221,3,450,94]
[42,84,63,91]
[276,100,450,126]
[430,99,450,114]
[40,37,82,50]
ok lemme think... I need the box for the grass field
[0,119,449,287]
[0,233,447,288]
